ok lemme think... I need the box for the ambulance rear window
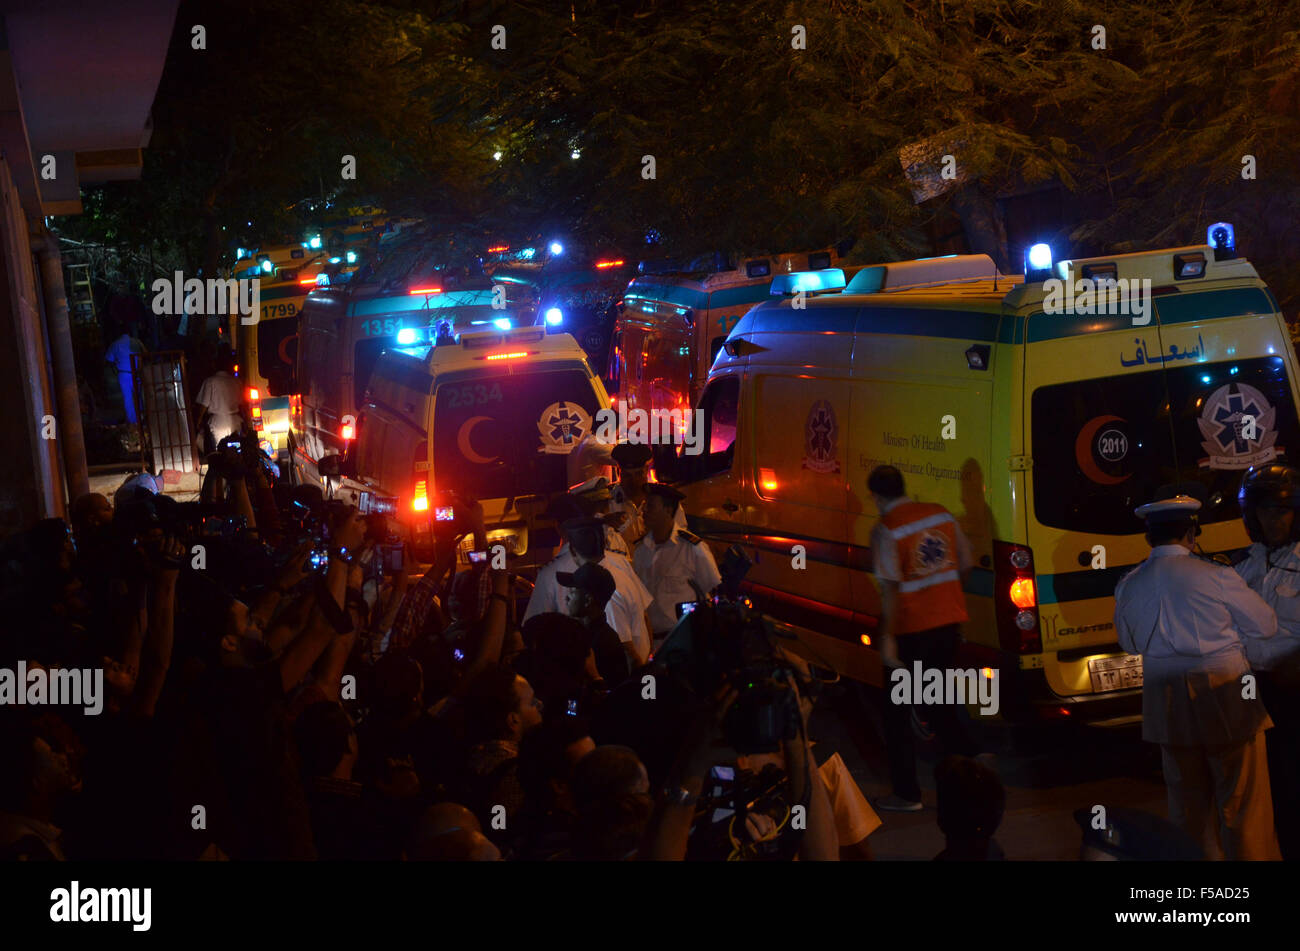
[433,367,601,500]
[1032,357,1300,535]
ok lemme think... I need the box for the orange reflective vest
[880,501,968,634]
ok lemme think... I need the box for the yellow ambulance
[660,227,1300,721]
[350,326,612,565]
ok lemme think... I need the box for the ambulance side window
[698,376,739,478]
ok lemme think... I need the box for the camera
[309,549,329,571]
[654,546,801,755]
[676,601,697,618]
[467,550,487,564]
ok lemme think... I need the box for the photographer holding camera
[643,673,838,861]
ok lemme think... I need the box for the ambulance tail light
[411,441,430,514]
[246,388,259,402]
[340,421,355,441]
[993,540,1042,654]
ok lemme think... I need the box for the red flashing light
[341,423,355,441]
[485,351,529,361]
[298,277,318,285]
[595,259,625,269]
[246,387,259,401]
[487,245,509,253]
[409,286,443,295]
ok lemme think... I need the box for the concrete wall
[0,150,60,535]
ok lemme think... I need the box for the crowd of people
[12,403,1291,861]
[0,427,898,861]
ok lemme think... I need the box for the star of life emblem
[801,399,840,473]
[911,530,953,577]
[537,402,591,454]
[1197,382,1280,470]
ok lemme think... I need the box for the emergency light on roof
[346,251,357,264]
[261,260,274,274]
[545,308,563,326]
[460,327,546,349]
[409,286,443,295]
[494,318,512,330]
[769,268,846,296]
[1207,222,1236,261]
[1024,243,1053,283]
[549,241,564,256]
[308,235,322,249]
[484,351,530,361]
[396,328,420,345]
[595,259,624,269]
[488,245,509,253]
[844,254,998,294]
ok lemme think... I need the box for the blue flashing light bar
[769,268,847,296]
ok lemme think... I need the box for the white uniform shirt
[610,483,687,548]
[1115,545,1277,745]
[196,370,244,439]
[634,529,723,635]
[523,547,653,659]
[1234,541,1300,670]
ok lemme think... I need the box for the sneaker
[874,794,924,812]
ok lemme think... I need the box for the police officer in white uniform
[633,483,721,642]
[568,475,631,561]
[608,442,686,548]
[1233,464,1300,859]
[1114,494,1281,861]
[523,507,654,664]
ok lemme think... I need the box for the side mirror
[318,454,342,478]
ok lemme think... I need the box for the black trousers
[881,623,980,802]
[1258,667,1300,861]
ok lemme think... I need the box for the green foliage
[62,0,1300,307]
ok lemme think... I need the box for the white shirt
[196,370,243,420]
[523,547,653,659]
[1115,545,1278,745]
[634,529,723,635]
[870,495,971,582]
[1234,541,1300,670]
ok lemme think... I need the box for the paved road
[809,683,1168,860]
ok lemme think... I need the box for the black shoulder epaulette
[677,529,701,545]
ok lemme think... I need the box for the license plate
[1088,653,1143,692]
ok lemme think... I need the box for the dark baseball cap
[557,561,616,606]
[611,443,653,468]
[645,482,685,504]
